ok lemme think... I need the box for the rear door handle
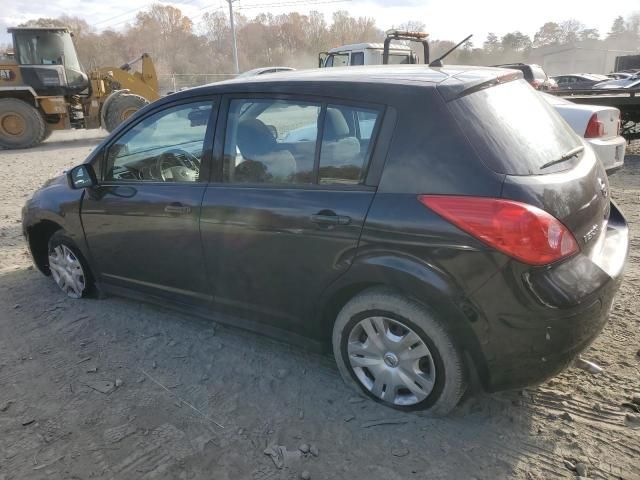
[164,203,191,214]
[310,213,351,226]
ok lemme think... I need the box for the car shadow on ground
[2,266,590,479]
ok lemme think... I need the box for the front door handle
[310,213,351,226]
[164,203,191,215]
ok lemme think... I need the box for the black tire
[332,287,466,416]
[0,98,47,149]
[47,230,93,299]
[103,93,148,132]
[42,127,53,141]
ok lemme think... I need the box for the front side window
[105,101,213,182]
[326,53,349,67]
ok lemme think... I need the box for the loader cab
[8,27,89,95]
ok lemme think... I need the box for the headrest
[237,118,276,156]
[323,108,350,139]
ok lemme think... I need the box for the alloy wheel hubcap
[347,316,436,406]
[48,245,86,299]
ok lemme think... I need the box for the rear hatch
[442,78,610,259]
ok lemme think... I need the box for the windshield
[14,31,86,88]
[448,79,582,175]
[14,31,79,68]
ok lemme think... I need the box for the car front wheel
[47,231,92,299]
[332,288,466,416]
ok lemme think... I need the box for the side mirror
[67,164,97,189]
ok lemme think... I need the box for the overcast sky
[1,0,639,45]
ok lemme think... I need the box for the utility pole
[227,0,240,75]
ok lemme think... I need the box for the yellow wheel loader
[0,27,160,149]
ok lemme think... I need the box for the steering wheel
[156,148,200,181]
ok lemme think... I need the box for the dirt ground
[0,131,639,480]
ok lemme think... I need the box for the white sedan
[542,93,626,174]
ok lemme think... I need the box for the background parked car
[542,93,626,173]
[552,73,610,90]
[492,63,557,90]
[237,67,295,77]
[593,73,640,89]
[607,72,634,80]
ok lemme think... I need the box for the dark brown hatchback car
[23,66,628,415]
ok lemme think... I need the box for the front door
[81,98,217,306]
[200,96,384,336]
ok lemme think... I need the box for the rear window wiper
[540,145,584,170]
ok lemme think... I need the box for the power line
[96,0,201,30]
[94,4,150,26]
[97,0,351,32]
[236,0,351,9]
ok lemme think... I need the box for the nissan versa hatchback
[22,66,628,416]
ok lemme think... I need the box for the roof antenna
[429,34,473,67]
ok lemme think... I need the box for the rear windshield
[448,79,582,175]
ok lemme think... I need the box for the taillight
[418,195,579,266]
[585,113,604,138]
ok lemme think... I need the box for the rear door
[200,95,384,335]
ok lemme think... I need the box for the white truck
[319,42,415,68]
[319,30,431,68]
[318,30,471,69]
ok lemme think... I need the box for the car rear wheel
[332,288,466,416]
[47,231,92,299]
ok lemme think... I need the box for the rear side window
[224,99,320,184]
[223,98,382,186]
[351,52,364,65]
[319,105,380,185]
[448,79,582,175]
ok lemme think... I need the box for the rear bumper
[588,136,626,174]
[468,201,629,392]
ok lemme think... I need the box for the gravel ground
[0,130,639,480]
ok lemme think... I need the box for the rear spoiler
[437,70,523,101]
